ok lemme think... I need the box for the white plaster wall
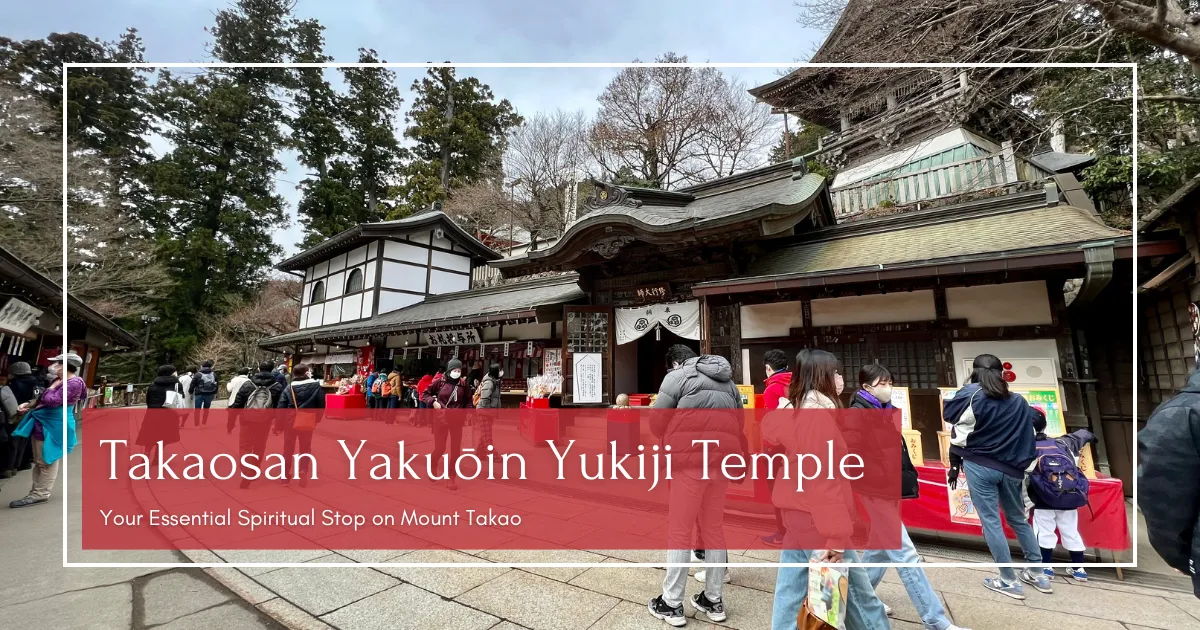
[308,302,324,326]
[431,249,471,273]
[299,306,308,329]
[314,260,329,278]
[364,260,377,289]
[341,294,363,322]
[946,281,1052,327]
[367,241,378,259]
[381,260,428,293]
[361,292,374,319]
[328,252,347,273]
[378,291,424,314]
[740,302,802,339]
[811,291,935,327]
[327,270,346,299]
[429,269,469,294]
[384,240,428,265]
[348,245,367,267]
[302,282,313,306]
[951,339,1061,387]
[432,234,453,250]
[322,298,343,325]
[409,231,431,246]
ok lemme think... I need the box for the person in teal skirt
[9,353,84,508]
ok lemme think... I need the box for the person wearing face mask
[9,353,85,508]
[421,358,472,490]
[853,365,970,630]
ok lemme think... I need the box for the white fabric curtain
[614,301,701,345]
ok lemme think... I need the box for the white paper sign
[0,299,42,336]
[572,353,602,404]
[890,386,912,430]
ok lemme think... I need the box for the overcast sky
[11,0,825,259]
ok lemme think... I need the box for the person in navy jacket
[943,353,1050,600]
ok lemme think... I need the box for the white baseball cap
[49,353,84,368]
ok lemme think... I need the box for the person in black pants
[275,363,325,487]
[420,359,471,490]
[3,362,41,477]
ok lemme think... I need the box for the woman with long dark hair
[764,349,889,630]
[943,353,1049,599]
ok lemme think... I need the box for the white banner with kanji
[613,300,701,344]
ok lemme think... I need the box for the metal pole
[137,321,151,384]
[782,110,792,158]
[509,182,516,256]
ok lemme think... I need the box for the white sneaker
[883,603,893,616]
[693,569,732,583]
[946,625,972,630]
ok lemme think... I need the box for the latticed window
[567,311,609,354]
[310,281,325,303]
[876,340,940,390]
[345,268,364,294]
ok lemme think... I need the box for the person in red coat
[416,371,435,408]
[760,349,791,546]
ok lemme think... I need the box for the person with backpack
[474,363,503,450]
[275,363,325,487]
[2,362,40,478]
[943,353,1050,599]
[136,366,183,466]
[188,360,219,428]
[855,364,969,630]
[1029,408,1095,582]
[365,370,378,409]
[421,359,471,490]
[230,361,285,489]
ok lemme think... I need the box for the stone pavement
[7,404,1197,630]
[0,443,284,629]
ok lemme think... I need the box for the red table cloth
[903,463,1129,550]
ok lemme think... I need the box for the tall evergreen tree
[290,19,357,247]
[341,49,406,222]
[147,0,296,354]
[768,120,830,163]
[395,67,522,215]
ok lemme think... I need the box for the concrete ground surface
[2,402,1194,630]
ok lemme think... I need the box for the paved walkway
[0,446,284,629]
[6,404,1196,630]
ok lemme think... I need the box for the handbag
[289,386,318,432]
[797,604,837,630]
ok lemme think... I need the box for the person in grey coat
[648,345,745,627]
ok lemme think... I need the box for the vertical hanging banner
[504,342,510,357]
[572,353,602,404]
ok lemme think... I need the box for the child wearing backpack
[1029,408,1096,582]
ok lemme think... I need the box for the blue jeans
[963,459,1042,581]
[193,393,214,426]
[772,511,890,630]
[863,525,951,630]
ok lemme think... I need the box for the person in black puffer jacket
[1139,370,1200,599]
[135,366,183,466]
[230,362,286,488]
[2,362,40,477]
[648,345,744,626]
[275,363,324,486]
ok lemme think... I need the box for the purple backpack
[1030,439,1089,510]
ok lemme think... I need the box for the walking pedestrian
[387,366,402,409]
[227,368,250,407]
[760,348,792,547]
[136,366,183,467]
[474,363,503,450]
[229,361,285,488]
[854,364,969,630]
[421,359,471,491]
[177,366,196,423]
[765,349,891,630]
[365,370,378,409]
[647,345,745,627]
[8,353,84,508]
[943,353,1051,599]
[2,362,38,478]
[275,363,324,487]
[416,370,435,409]
[1139,369,1200,599]
[1029,409,1096,582]
[188,360,219,427]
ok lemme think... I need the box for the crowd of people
[4,343,1188,628]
